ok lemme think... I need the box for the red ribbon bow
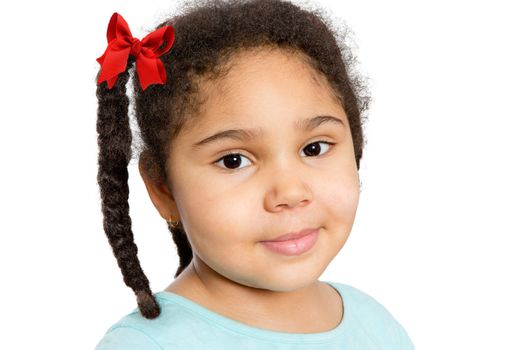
[96,12,175,90]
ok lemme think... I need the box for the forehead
[182,47,345,134]
[217,48,340,105]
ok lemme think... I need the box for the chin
[265,278,320,293]
[248,267,324,292]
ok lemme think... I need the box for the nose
[263,161,313,212]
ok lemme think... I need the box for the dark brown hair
[96,0,370,320]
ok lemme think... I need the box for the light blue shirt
[95,281,414,349]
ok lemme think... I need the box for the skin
[140,47,360,333]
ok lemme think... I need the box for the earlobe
[138,160,180,222]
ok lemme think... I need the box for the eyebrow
[192,115,345,150]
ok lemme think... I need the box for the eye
[213,141,335,171]
[214,153,252,170]
[300,140,335,157]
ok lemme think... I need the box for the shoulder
[327,281,415,349]
[94,294,192,350]
[95,326,162,350]
[95,298,173,350]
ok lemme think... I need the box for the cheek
[317,162,360,230]
[176,184,261,280]
[174,173,256,248]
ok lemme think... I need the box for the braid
[96,57,160,319]
[167,222,193,278]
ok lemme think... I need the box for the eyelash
[213,140,336,171]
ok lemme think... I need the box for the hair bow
[96,12,175,90]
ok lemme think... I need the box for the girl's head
[96,0,369,320]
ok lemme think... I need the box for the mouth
[261,228,319,242]
[259,228,319,256]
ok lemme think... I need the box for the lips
[260,228,319,256]
[261,228,319,242]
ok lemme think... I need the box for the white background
[1,0,523,348]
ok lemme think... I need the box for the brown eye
[301,141,334,157]
[214,141,335,172]
[215,153,251,170]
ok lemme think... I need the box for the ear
[138,156,180,222]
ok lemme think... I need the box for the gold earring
[167,215,179,228]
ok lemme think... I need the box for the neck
[164,257,341,333]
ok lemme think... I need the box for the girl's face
[149,48,360,292]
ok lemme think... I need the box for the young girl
[94,0,414,348]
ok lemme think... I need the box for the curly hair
[96,0,370,320]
